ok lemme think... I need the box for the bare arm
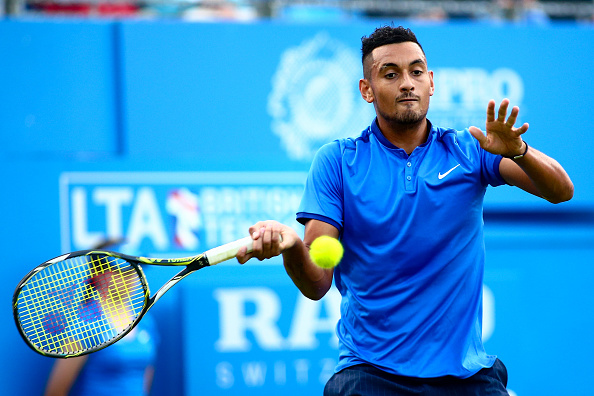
[236,219,338,300]
[498,146,573,203]
[143,365,155,395]
[44,356,88,396]
[469,99,573,204]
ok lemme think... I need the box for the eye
[412,70,423,76]
[385,72,397,79]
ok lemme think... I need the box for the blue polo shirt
[297,119,505,379]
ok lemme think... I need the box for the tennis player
[237,25,573,395]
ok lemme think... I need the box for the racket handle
[204,234,283,265]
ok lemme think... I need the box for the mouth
[397,96,419,103]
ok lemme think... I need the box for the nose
[399,73,414,92]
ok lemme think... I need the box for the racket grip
[204,234,283,265]
[204,236,253,265]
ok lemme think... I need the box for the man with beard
[237,26,573,395]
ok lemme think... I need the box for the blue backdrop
[1,19,593,396]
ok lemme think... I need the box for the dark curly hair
[361,26,425,78]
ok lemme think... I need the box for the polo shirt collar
[369,118,440,150]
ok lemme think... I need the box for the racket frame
[13,236,254,358]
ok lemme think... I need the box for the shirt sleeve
[296,140,344,232]
[460,129,505,187]
[478,141,506,187]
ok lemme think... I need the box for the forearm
[238,220,336,300]
[282,239,333,301]
[44,356,88,396]
[502,145,574,204]
[143,365,155,395]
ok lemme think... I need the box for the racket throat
[150,263,203,306]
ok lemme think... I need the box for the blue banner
[1,20,593,396]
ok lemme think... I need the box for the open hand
[469,99,528,158]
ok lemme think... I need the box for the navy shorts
[324,359,509,396]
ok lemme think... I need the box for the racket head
[13,251,150,358]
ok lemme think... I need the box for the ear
[429,70,435,96]
[359,79,374,103]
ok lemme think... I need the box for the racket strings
[16,254,147,355]
[21,256,142,352]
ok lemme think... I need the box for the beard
[377,93,429,126]
[379,106,428,126]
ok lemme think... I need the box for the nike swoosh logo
[438,164,460,180]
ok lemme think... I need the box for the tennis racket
[13,236,257,358]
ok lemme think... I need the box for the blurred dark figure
[517,0,550,24]
[412,6,449,23]
[490,0,518,21]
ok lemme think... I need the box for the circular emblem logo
[268,32,374,161]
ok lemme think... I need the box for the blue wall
[1,20,593,396]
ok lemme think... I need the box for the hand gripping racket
[13,236,257,358]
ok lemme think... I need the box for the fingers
[469,126,487,146]
[258,225,279,259]
[489,98,526,132]
[506,105,519,127]
[517,122,529,135]
[500,100,529,135]
[486,99,496,122]
[497,98,509,122]
[238,221,284,264]
[235,246,253,265]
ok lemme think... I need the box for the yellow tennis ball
[309,236,344,269]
